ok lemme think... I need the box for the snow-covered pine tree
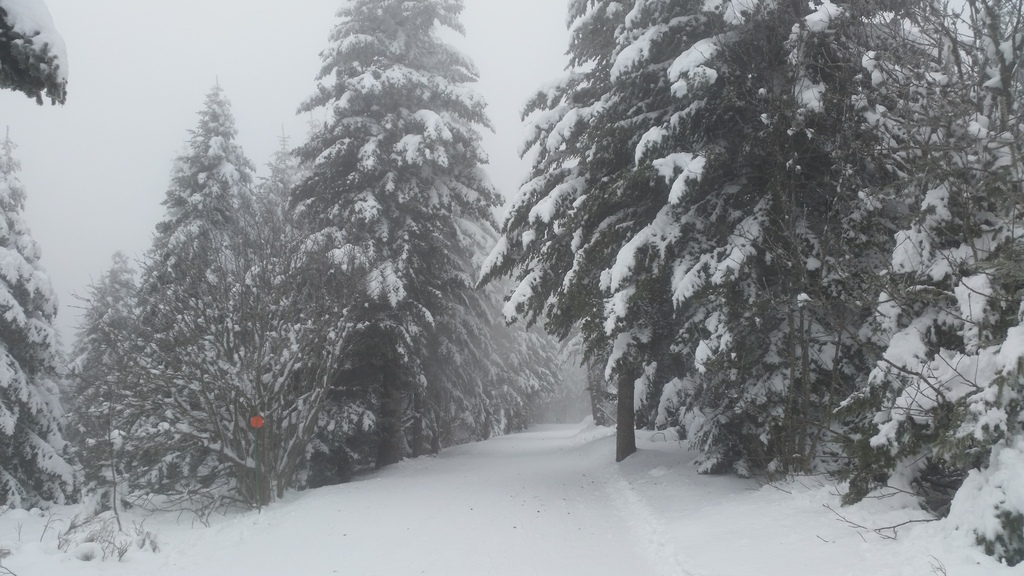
[64,252,138,520]
[151,83,254,260]
[294,0,504,469]
[644,0,902,476]
[839,0,1024,563]
[0,0,67,104]
[128,84,259,503]
[486,0,900,471]
[0,129,72,506]
[260,132,308,207]
[481,0,663,462]
[114,92,356,509]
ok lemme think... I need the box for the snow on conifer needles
[290,0,558,474]
[3,0,1024,569]
[481,0,1024,565]
[0,131,71,507]
[0,0,67,104]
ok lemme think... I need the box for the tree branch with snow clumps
[0,0,67,104]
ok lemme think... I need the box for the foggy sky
[0,0,569,343]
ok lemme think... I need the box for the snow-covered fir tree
[638,0,900,476]
[129,84,260,503]
[0,0,67,104]
[294,0,555,473]
[485,0,901,471]
[151,83,254,260]
[260,132,308,206]
[0,129,72,506]
[481,0,656,462]
[838,0,1024,564]
[64,252,138,519]
[86,90,358,509]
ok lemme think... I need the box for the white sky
[0,0,569,343]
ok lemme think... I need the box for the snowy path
[162,425,682,576]
[2,421,1018,576]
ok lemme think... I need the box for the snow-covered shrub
[56,512,158,562]
[949,440,1024,566]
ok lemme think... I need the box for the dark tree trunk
[376,364,405,468]
[410,391,425,458]
[615,372,636,462]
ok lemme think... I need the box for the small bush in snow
[949,441,1024,566]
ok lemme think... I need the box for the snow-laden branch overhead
[0,0,67,103]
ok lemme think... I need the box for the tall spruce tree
[293,0,507,469]
[151,83,254,260]
[484,0,900,470]
[129,84,259,502]
[0,129,72,506]
[639,0,900,475]
[481,0,651,462]
[0,0,67,104]
[64,252,138,520]
[94,90,356,509]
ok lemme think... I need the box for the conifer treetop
[294,0,498,309]
[156,84,254,252]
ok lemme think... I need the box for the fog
[0,0,568,342]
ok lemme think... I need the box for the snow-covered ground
[1,421,1020,575]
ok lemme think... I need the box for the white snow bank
[0,424,1017,575]
[949,440,1024,562]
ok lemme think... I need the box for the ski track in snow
[604,466,706,576]
[1,422,1019,576]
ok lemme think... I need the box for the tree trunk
[615,372,636,462]
[106,391,122,531]
[376,364,405,468]
[410,391,425,458]
[797,306,812,471]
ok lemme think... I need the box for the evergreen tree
[261,132,308,206]
[639,0,899,475]
[838,0,1024,564]
[85,92,358,509]
[0,0,67,104]
[293,0,508,469]
[485,0,899,471]
[481,0,652,462]
[128,85,259,503]
[0,129,72,506]
[152,83,254,259]
[64,252,138,520]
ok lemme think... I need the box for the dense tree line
[60,0,561,515]
[4,0,1024,565]
[482,0,1024,565]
